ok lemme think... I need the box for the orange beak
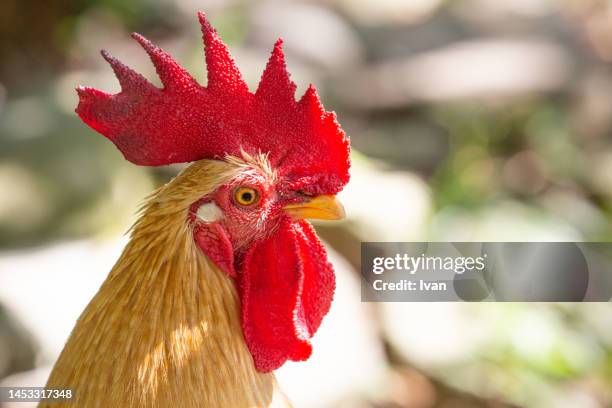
[283,195,346,221]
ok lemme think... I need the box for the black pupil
[241,191,253,202]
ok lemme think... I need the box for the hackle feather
[41,159,290,408]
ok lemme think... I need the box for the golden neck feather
[43,159,288,408]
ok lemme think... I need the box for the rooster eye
[234,187,259,206]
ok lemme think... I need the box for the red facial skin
[190,170,304,268]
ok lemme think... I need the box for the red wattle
[238,218,335,372]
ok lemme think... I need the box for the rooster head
[75,12,350,373]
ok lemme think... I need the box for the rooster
[40,12,350,408]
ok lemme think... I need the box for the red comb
[76,12,350,194]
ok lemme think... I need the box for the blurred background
[1,0,612,407]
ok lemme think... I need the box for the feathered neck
[43,160,287,408]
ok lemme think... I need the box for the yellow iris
[234,187,258,206]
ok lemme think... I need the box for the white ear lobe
[196,202,223,223]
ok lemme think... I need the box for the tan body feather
[41,159,290,408]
